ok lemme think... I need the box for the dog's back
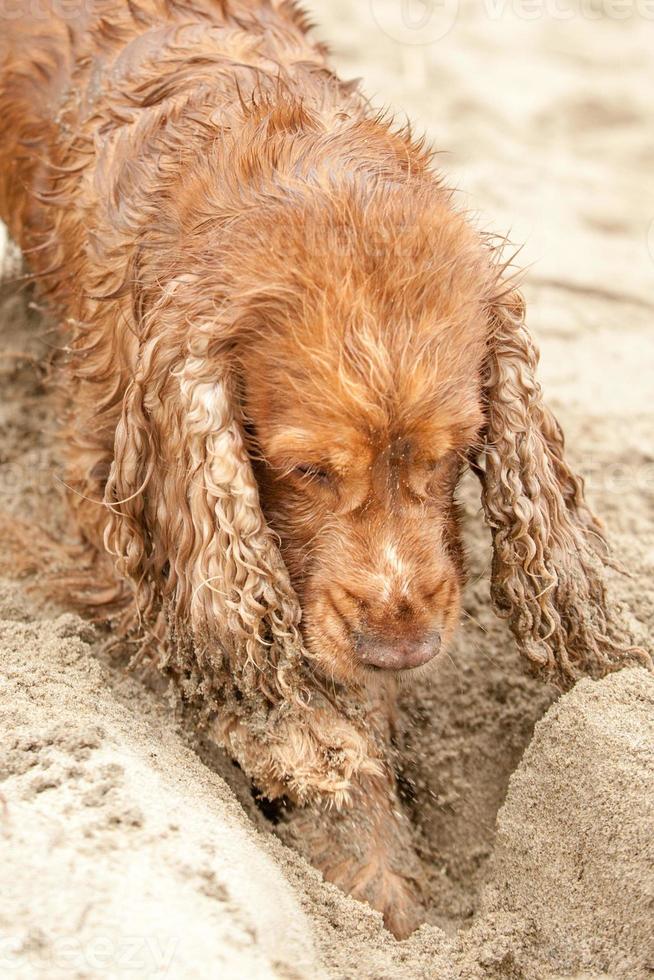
[0,0,352,269]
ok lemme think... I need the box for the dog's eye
[293,464,331,485]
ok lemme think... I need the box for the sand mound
[489,671,654,977]
[0,604,322,980]
[1,586,652,978]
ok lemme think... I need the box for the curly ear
[171,333,305,694]
[479,290,651,688]
[102,314,305,699]
[103,376,159,622]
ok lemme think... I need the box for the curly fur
[481,292,650,686]
[0,0,650,938]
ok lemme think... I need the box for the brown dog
[0,0,648,937]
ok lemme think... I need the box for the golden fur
[0,0,649,937]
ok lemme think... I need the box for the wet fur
[0,0,649,938]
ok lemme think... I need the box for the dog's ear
[172,338,305,683]
[104,375,159,623]
[103,297,305,700]
[477,289,651,688]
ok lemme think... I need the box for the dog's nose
[354,630,441,671]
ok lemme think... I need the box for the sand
[1,2,653,977]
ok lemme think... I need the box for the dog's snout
[325,579,450,673]
[354,629,441,671]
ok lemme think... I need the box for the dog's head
[235,187,489,684]
[106,172,646,698]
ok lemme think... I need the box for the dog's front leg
[285,768,426,939]
[279,683,425,939]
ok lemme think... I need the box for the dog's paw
[326,851,425,940]
[213,704,385,806]
[285,782,427,940]
[273,706,387,805]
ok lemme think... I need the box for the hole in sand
[194,470,557,933]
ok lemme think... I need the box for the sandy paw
[324,850,426,940]
[212,705,385,807]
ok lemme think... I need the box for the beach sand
[1,2,653,976]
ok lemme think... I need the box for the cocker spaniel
[0,0,649,938]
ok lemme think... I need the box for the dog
[1,0,649,938]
